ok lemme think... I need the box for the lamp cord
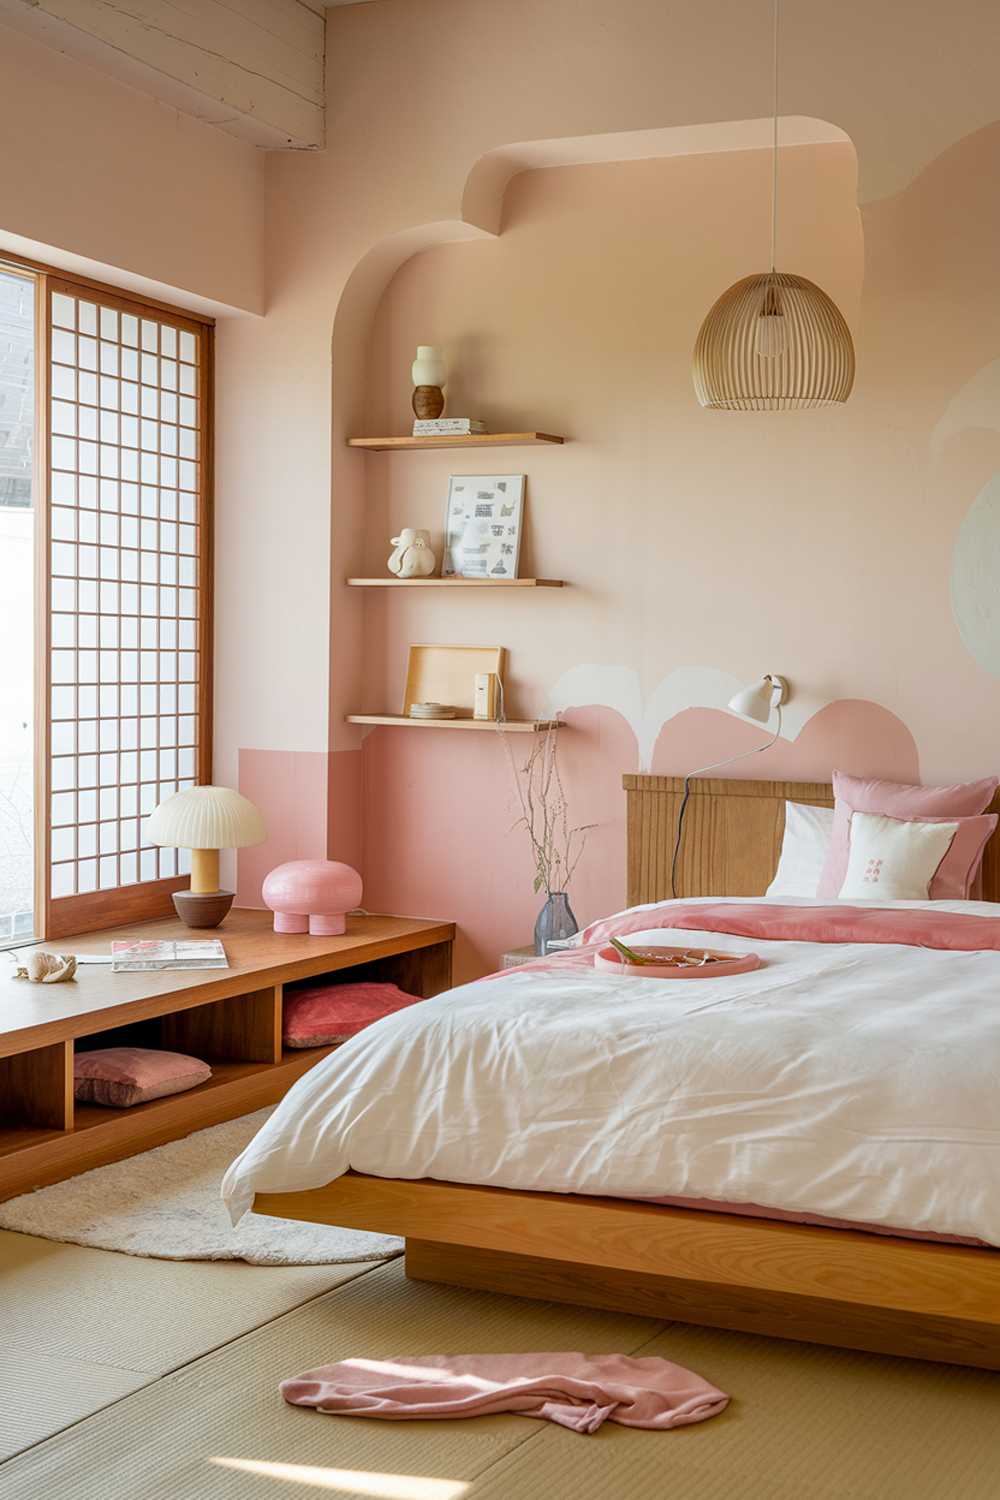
[769,0,780,273]
[669,703,783,900]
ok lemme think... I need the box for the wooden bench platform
[0,909,454,1200]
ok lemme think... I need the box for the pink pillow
[283,981,422,1048]
[74,1047,211,1107]
[818,772,998,899]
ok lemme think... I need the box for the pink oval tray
[594,943,761,979]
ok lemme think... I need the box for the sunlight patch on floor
[210,1456,469,1498]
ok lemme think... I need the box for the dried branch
[500,722,595,895]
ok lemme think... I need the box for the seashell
[19,951,78,983]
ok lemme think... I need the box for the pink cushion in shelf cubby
[282,981,423,1048]
[73,1047,212,1108]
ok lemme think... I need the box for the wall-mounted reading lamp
[670,675,789,898]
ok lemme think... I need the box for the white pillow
[838,811,959,900]
[766,802,835,897]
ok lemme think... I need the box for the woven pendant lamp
[692,0,855,410]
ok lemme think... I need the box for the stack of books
[412,418,487,437]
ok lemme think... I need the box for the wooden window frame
[0,251,215,940]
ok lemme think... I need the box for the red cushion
[282,981,421,1047]
[74,1046,211,1107]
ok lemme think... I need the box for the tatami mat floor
[0,1227,374,1460]
[2,1228,1000,1499]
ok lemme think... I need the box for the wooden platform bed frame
[256,776,1000,1371]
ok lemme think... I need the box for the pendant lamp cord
[769,0,780,273]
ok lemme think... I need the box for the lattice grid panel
[46,288,205,898]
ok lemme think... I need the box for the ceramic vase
[411,345,446,419]
[533,890,579,956]
[388,528,436,578]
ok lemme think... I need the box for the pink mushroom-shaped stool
[261,860,363,936]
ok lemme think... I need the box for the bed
[228,775,1000,1370]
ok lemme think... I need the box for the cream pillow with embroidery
[838,811,959,901]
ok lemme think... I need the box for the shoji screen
[42,280,212,938]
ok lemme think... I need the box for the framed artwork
[442,474,525,579]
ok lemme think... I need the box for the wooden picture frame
[442,474,525,579]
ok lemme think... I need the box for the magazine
[110,939,229,973]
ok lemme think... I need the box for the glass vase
[533,890,579,956]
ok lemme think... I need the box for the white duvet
[222,898,1000,1246]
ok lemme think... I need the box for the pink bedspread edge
[499,901,1000,984]
[494,900,1000,984]
[583,900,1000,949]
[641,1193,985,1248]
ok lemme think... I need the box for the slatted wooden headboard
[623,775,1000,906]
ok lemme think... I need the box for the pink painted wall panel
[237,749,329,909]
[650,702,921,784]
[360,706,635,984]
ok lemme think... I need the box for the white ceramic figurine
[387,528,436,578]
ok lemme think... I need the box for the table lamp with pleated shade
[146,785,266,928]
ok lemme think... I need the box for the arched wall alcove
[329,116,865,750]
[297,112,1000,984]
[219,0,1000,977]
[326,117,866,979]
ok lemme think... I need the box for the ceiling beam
[0,0,325,149]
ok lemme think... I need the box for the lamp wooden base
[172,889,235,928]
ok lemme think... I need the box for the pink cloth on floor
[280,1352,729,1433]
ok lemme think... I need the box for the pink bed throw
[582,902,1000,951]
[499,901,1000,981]
[281,1352,729,1433]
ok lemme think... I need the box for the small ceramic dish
[594,943,761,979]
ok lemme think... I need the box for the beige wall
[215,0,1000,772]
[0,24,264,313]
[352,132,1000,976]
[5,0,1000,970]
[360,144,863,724]
[215,0,1000,976]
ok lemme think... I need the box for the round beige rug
[0,1108,402,1265]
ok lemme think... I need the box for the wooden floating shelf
[346,577,565,589]
[348,432,564,452]
[347,714,563,733]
